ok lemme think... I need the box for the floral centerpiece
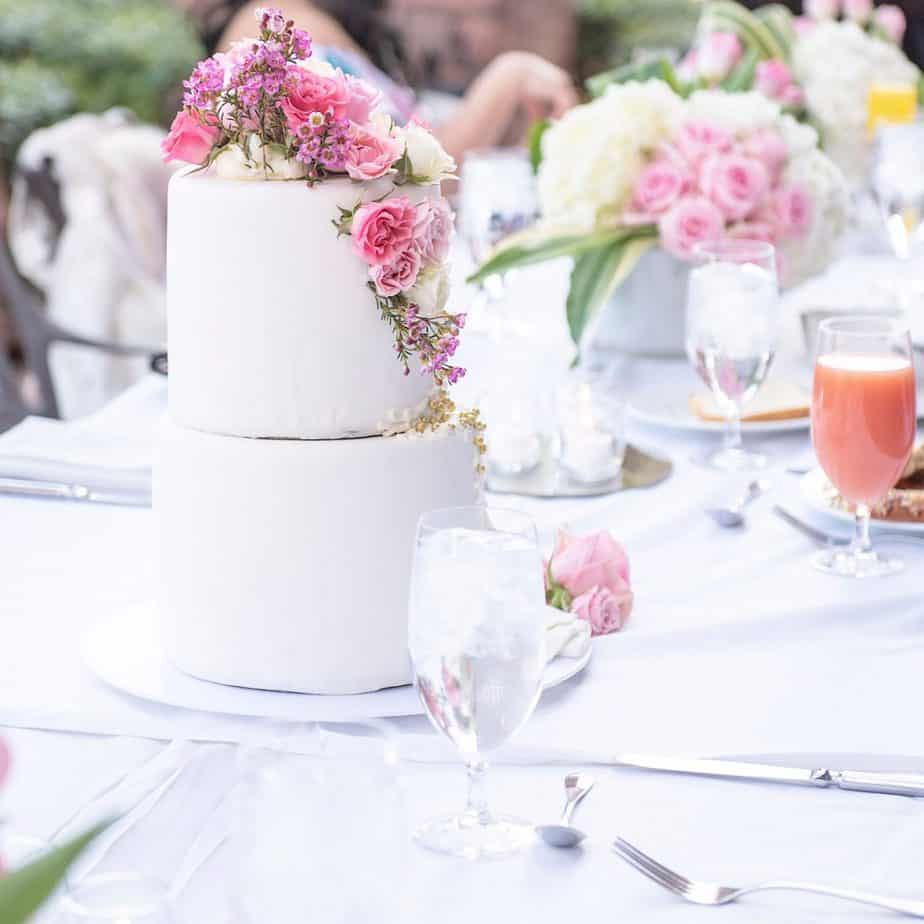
[161,6,465,387]
[471,79,847,351]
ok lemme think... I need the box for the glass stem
[724,404,743,453]
[853,504,873,556]
[464,757,492,825]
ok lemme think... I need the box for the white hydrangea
[792,21,919,184]
[778,147,849,286]
[538,80,683,233]
[680,89,783,136]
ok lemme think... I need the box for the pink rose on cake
[413,198,453,263]
[545,528,632,636]
[161,110,220,164]
[279,67,351,132]
[344,124,402,180]
[370,248,422,297]
[351,197,417,265]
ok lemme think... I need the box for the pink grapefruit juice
[812,353,916,505]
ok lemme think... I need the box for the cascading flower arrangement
[471,78,847,347]
[161,6,465,387]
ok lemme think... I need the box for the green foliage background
[0,0,203,171]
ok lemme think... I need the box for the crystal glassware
[685,239,779,471]
[56,872,175,923]
[811,316,917,577]
[871,122,924,263]
[408,506,546,859]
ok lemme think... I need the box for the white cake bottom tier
[155,421,477,695]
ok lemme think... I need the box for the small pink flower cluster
[349,197,464,385]
[545,529,633,636]
[624,121,811,262]
[800,0,906,42]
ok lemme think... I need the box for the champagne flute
[811,316,917,577]
[686,239,779,471]
[408,506,546,859]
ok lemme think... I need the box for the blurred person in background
[180,0,579,163]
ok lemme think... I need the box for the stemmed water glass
[811,316,917,578]
[685,239,779,471]
[871,122,924,264]
[408,506,546,859]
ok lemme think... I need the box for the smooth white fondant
[155,420,477,694]
[166,169,440,438]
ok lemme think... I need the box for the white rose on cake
[406,263,451,317]
[213,137,307,180]
[400,120,456,184]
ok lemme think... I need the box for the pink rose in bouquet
[626,160,690,221]
[344,125,402,180]
[755,60,796,102]
[160,110,220,164]
[658,196,725,260]
[370,247,422,296]
[700,153,770,221]
[875,5,907,42]
[697,32,743,82]
[843,0,872,23]
[351,197,417,265]
[545,529,632,637]
[742,128,789,181]
[413,198,453,263]
[675,121,734,169]
[727,219,776,244]
[770,184,812,239]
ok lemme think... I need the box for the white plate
[628,388,809,434]
[83,604,593,722]
[800,468,924,535]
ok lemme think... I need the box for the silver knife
[614,754,924,797]
[0,476,151,508]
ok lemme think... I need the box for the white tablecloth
[3,257,924,922]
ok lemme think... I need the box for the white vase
[590,248,689,357]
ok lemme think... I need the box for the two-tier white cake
[155,15,478,694]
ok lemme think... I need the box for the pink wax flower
[675,121,734,168]
[770,184,812,239]
[571,584,633,636]
[280,66,351,132]
[700,153,770,221]
[742,127,789,180]
[627,160,690,219]
[843,0,872,23]
[547,528,630,599]
[370,247,422,297]
[875,5,907,43]
[805,0,839,19]
[413,197,453,263]
[352,197,417,266]
[755,59,794,100]
[344,124,402,180]
[697,32,743,82]
[160,110,220,164]
[658,195,725,260]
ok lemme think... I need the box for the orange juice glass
[811,317,916,577]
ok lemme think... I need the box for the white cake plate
[83,604,592,722]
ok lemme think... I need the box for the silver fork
[613,837,924,916]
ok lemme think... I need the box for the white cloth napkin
[544,605,592,661]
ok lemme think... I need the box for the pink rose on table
[805,0,839,19]
[351,197,417,265]
[627,160,689,220]
[770,184,812,239]
[675,121,734,169]
[413,197,453,263]
[571,584,633,636]
[875,5,907,43]
[658,196,725,260]
[843,0,872,23]
[370,247,422,296]
[344,125,402,180]
[700,153,770,221]
[696,32,742,82]
[280,67,350,132]
[547,528,630,598]
[742,128,789,180]
[160,110,219,164]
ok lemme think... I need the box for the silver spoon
[536,773,596,848]
[706,479,768,528]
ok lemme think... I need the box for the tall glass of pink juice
[811,317,917,577]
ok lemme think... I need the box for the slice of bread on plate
[689,382,810,423]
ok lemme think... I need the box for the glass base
[812,546,904,578]
[414,812,536,859]
[694,445,768,472]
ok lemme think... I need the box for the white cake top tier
[166,168,442,439]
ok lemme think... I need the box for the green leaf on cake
[566,234,655,348]
[0,822,109,924]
